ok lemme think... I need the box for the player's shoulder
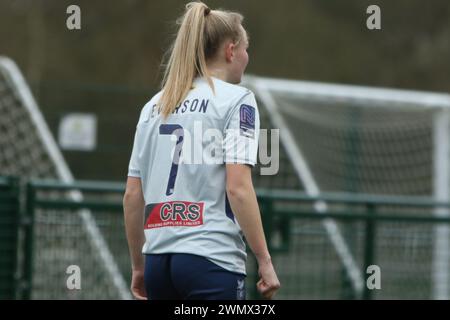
[211,77,255,104]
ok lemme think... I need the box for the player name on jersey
[150,99,210,118]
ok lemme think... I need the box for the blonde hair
[158,1,245,119]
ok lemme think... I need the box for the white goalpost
[432,109,450,300]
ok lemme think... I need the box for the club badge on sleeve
[239,104,255,139]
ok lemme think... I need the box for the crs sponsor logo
[144,201,204,229]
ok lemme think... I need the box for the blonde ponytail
[158,1,244,119]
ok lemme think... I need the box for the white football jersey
[127,76,260,275]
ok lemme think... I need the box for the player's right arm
[223,91,280,299]
[226,163,281,299]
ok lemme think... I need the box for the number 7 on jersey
[159,124,184,196]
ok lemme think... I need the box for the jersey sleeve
[127,125,141,178]
[223,92,260,167]
[127,102,153,178]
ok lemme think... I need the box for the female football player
[124,1,280,300]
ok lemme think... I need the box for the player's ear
[225,41,235,63]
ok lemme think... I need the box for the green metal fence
[26,179,129,299]
[0,176,20,299]
[257,190,450,299]
[2,176,450,299]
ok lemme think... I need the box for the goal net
[0,56,131,299]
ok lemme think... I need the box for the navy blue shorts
[144,253,246,300]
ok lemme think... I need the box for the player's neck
[206,65,230,83]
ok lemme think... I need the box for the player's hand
[131,269,147,300]
[256,257,281,299]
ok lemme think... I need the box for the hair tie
[204,7,211,16]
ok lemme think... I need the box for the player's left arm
[123,176,146,299]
